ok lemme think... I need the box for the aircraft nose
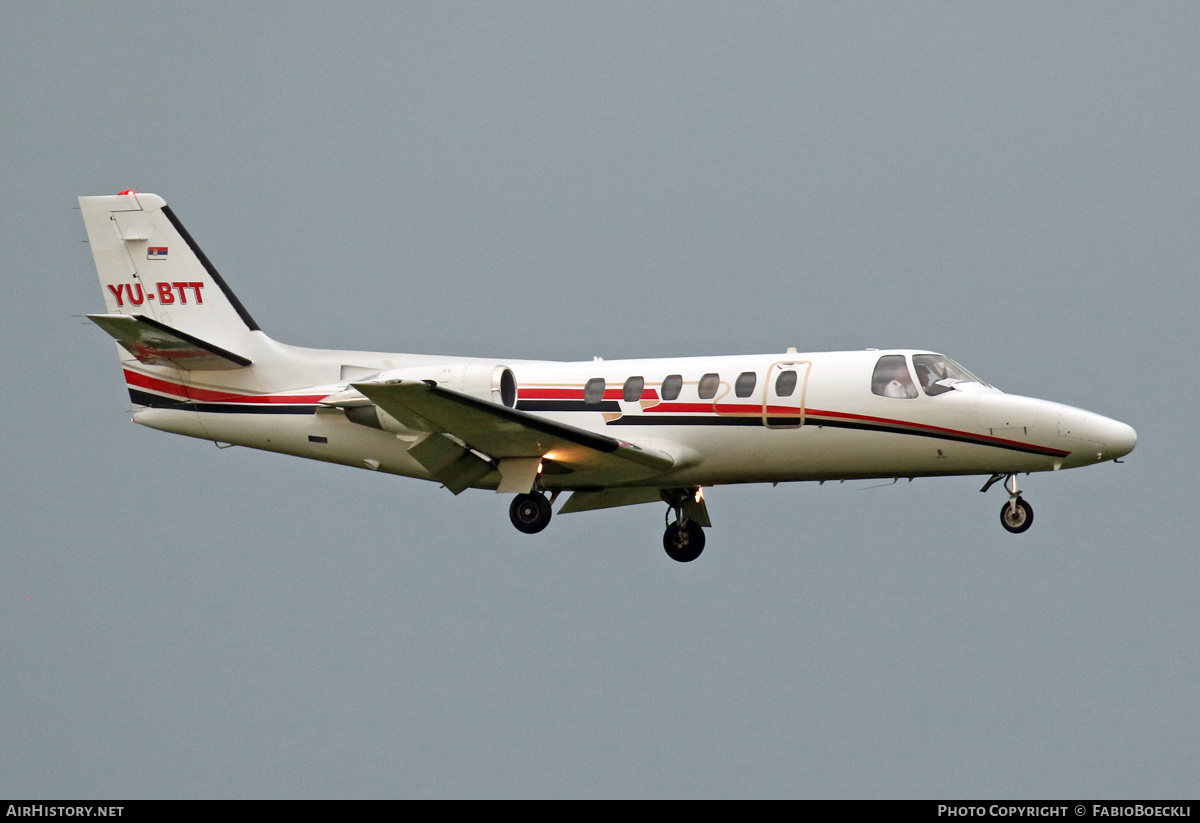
[1089,414,1137,460]
[1105,419,1138,459]
[1056,405,1137,462]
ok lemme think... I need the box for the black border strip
[605,414,1067,457]
[161,205,261,332]
[810,417,1067,457]
[608,415,763,427]
[129,388,188,408]
[190,403,315,415]
[126,385,1066,457]
[517,400,621,413]
[128,388,315,415]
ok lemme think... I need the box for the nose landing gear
[983,473,1034,534]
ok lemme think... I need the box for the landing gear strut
[983,473,1034,534]
[509,492,552,534]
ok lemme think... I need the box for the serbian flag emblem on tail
[147,247,168,259]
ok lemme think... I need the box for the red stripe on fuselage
[123,369,327,404]
[804,408,1067,456]
[521,388,584,400]
[126,372,1067,457]
[531,394,1067,458]
[520,387,660,401]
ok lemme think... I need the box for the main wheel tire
[663,520,706,562]
[1000,497,1034,534]
[510,492,552,534]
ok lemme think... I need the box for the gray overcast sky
[2,2,1197,798]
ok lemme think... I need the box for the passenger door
[763,360,810,428]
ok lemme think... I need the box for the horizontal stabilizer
[88,313,252,370]
[353,379,676,486]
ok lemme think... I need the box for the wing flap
[406,433,494,495]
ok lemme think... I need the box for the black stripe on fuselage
[128,388,315,415]
[189,403,315,415]
[517,400,621,413]
[126,390,1064,457]
[805,416,1065,457]
[129,388,189,409]
[604,413,1066,457]
[607,415,764,427]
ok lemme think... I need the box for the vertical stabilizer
[79,192,260,351]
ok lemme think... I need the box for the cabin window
[735,371,757,398]
[871,355,917,399]
[584,377,606,404]
[661,374,682,401]
[775,370,798,397]
[623,376,645,403]
[698,373,720,400]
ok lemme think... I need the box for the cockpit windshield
[912,354,988,397]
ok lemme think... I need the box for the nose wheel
[510,492,552,534]
[984,473,1035,534]
[1000,496,1034,533]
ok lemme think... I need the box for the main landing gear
[509,491,552,534]
[982,472,1034,534]
[507,487,710,562]
[662,488,707,562]
[663,519,705,563]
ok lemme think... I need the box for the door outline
[762,360,811,428]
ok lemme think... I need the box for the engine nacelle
[429,363,518,408]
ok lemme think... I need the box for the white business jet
[80,191,1136,562]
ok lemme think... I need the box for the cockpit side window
[912,354,986,397]
[871,355,917,399]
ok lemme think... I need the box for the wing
[351,379,676,491]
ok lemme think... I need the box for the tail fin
[79,192,261,362]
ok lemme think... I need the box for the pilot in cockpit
[915,361,937,394]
